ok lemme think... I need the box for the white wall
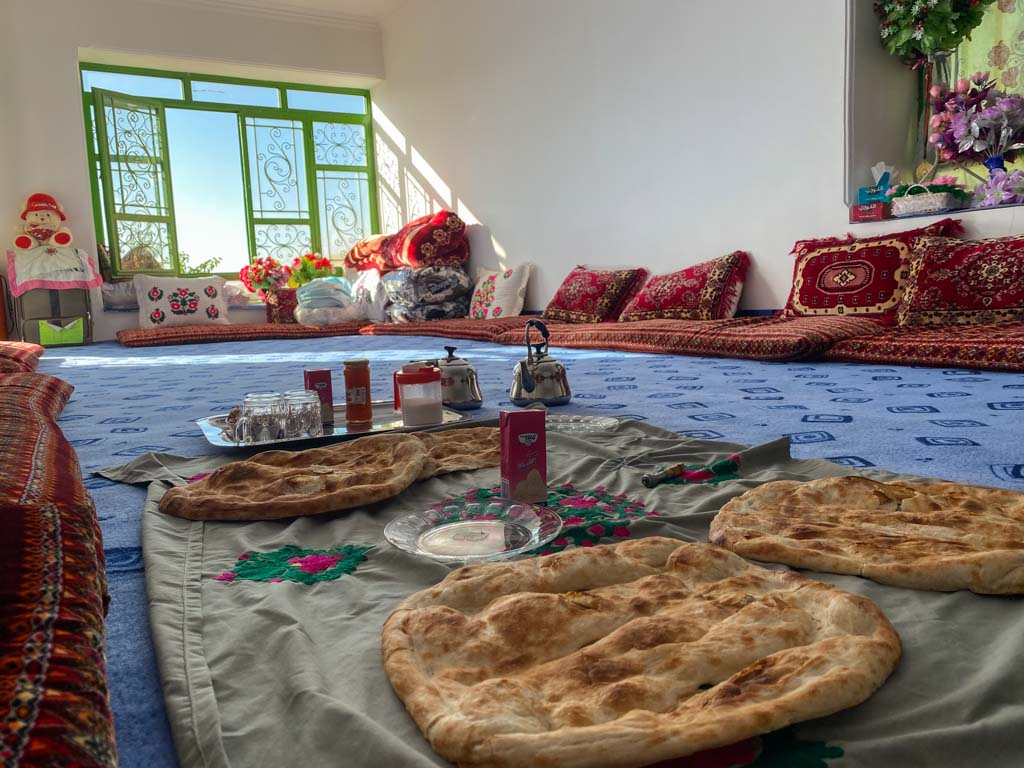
[372,0,1024,311]
[3,0,384,340]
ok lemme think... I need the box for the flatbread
[414,427,500,480]
[382,537,900,768]
[159,433,428,520]
[710,476,1024,594]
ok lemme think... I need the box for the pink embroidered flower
[237,552,251,560]
[270,577,283,583]
[539,550,554,556]
[560,497,599,509]
[288,553,341,573]
[563,515,585,526]
[580,540,595,547]
[212,571,237,582]
[613,526,630,538]
[553,537,570,547]
[178,288,189,297]
[587,524,606,536]
[187,472,211,484]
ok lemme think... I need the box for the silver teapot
[437,346,483,410]
[510,319,572,407]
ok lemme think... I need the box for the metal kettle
[510,319,572,407]
[437,346,483,410]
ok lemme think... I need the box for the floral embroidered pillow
[898,235,1024,326]
[543,265,649,324]
[618,251,750,321]
[134,275,229,329]
[469,264,532,319]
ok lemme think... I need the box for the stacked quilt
[382,266,471,322]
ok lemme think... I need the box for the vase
[983,155,1007,177]
[264,288,298,324]
[928,50,954,91]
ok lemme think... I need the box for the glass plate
[545,413,620,433]
[384,499,563,563]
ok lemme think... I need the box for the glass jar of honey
[343,358,372,423]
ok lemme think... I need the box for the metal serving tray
[196,400,473,448]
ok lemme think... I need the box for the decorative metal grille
[312,122,367,166]
[254,223,312,263]
[245,117,309,218]
[317,170,371,262]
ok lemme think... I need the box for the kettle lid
[440,345,472,368]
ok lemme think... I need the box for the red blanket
[345,210,469,273]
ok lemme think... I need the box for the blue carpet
[38,336,1024,768]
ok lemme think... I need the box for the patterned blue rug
[38,336,1024,767]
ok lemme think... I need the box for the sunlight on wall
[371,103,507,271]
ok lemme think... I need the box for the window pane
[166,109,251,275]
[312,122,367,166]
[82,69,184,99]
[103,102,171,217]
[193,81,280,108]
[117,220,174,271]
[95,163,109,246]
[317,170,371,262]
[287,89,366,114]
[254,223,311,263]
[245,117,309,218]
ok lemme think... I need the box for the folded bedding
[117,322,365,347]
[387,295,471,323]
[495,316,884,361]
[823,320,1024,372]
[345,210,469,273]
[381,266,471,306]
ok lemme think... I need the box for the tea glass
[283,390,324,439]
[234,392,286,444]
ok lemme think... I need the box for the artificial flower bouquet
[239,256,290,299]
[286,253,337,288]
[875,0,995,68]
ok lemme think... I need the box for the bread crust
[382,537,900,768]
[415,427,500,481]
[709,476,1024,594]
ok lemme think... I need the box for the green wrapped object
[38,318,84,346]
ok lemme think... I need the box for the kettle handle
[524,319,550,367]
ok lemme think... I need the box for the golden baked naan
[414,427,500,481]
[710,476,1024,594]
[160,433,428,520]
[382,537,900,768]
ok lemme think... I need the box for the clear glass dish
[384,499,563,563]
[545,413,619,433]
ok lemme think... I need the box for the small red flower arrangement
[239,256,291,299]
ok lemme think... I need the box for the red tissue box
[849,202,891,223]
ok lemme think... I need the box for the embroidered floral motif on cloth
[655,728,843,768]
[469,264,532,319]
[0,502,116,768]
[822,319,1024,371]
[782,218,964,325]
[133,275,230,330]
[543,265,650,323]
[212,544,370,585]
[433,484,655,554]
[360,315,542,342]
[898,235,1024,326]
[619,251,750,322]
[0,340,44,373]
[116,321,364,348]
[659,454,742,485]
[344,211,469,273]
[264,287,299,324]
[495,316,883,361]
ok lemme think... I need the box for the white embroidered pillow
[469,264,532,319]
[134,275,229,329]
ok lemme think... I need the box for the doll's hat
[21,193,66,221]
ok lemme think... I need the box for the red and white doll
[13,193,73,251]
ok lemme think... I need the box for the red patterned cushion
[783,218,964,325]
[544,266,650,324]
[0,341,44,372]
[361,315,542,342]
[496,316,882,361]
[0,502,116,767]
[898,235,1024,326]
[619,251,750,321]
[823,320,1024,371]
[0,373,89,508]
[116,321,365,348]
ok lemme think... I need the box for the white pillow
[468,264,532,319]
[134,275,229,329]
[350,269,390,324]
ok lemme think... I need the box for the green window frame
[81,63,379,278]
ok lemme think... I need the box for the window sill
[848,199,1024,226]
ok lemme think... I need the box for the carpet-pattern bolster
[0,341,44,373]
[359,315,542,342]
[0,373,89,508]
[116,321,365,347]
[823,320,1024,371]
[495,316,884,361]
[0,502,115,768]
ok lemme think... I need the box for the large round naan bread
[382,537,900,768]
[414,427,500,481]
[160,433,428,520]
[710,476,1024,594]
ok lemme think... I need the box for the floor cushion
[0,340,44,372]
[496,316,883,361]
[898,235,1024,326]
[360,315,541,342]
[116,322,366,348]
[618,251,750,321]
[782,218,964,326]
[469,264,532,320]
[544,265,649,323]
[823,320,1024,371]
